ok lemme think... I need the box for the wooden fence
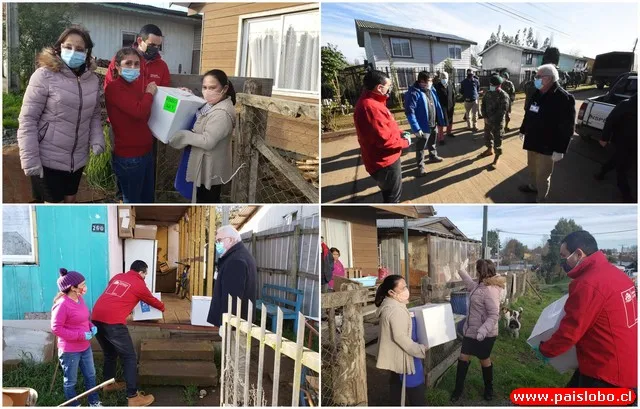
[241,215,320,318]
[320,285,369,406]
[177,206,216,299]
[232,94,319,204]
[220,296,320,406]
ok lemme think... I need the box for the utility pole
[481,206,488,259]
[404,216,410,291]
[6,3,20,92]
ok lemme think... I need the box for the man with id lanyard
[518,64,575,202]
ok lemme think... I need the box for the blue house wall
[3,206,110,320]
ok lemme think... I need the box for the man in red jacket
[91,260,165,407]
[537,231,637,396]
[354,70,411,203]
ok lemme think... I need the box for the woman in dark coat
[435,71,457,144]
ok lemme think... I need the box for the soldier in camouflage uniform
[478,75,510,166]
[500,72,516,132]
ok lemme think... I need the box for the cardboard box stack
[527,294,578,373]
[134,224,158,240]
[118,206,135,238]
[148,87,206,144]
[408,303,457,348]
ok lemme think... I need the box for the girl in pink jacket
[51,268,101,407]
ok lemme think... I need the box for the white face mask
[391,287,410,304]
[202,87,227,105]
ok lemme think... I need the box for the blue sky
[322,2,638,64]
[432,205,638,250]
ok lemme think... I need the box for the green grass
[3,92,23,129]
[182,385,199,406]
[84,125,117,193]
[426,285,573,405]
[3,355,127,406]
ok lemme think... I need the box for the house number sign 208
[92,224,106,233]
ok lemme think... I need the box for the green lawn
[3,92,23,129]
[426,284,573,406]
[3,355,128,406]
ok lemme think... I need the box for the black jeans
[92,321,138,398]
[388,371,426,406]
[371,157,403,203]
[567,370,637,406]
[197,184,223,203]
[415,129,438,168]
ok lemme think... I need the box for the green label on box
[163,96,179,113]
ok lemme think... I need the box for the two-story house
[559,53,589,72]
[355,19,477,89]
[479,42,544,86]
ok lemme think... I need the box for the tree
[484,32,498,51]
[607,254,619,264]
[443,58,454,76]
[321,43,349,100]
[16,3,77,87]
[471,55,479,67]
[487,230,500,257]
[532,38,539,49]
[541,218,582,283]
[514,30,521,46]
[542,37,551,50]
[527,27,535,47]
[353,58,361,66]
[501,238,527,264]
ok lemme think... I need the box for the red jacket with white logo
[353,90,409,175]
[91,270,165,325]
[539,251,637,388]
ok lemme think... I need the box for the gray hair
[537,64,559,82]
[217,225,241,243]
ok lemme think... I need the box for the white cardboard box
[527,294,578,373]
[132,293,163,321]
[191,296,214,327]
[148,87,206,144]
[409,303,457,348]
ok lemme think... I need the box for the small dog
[502,307,523,338]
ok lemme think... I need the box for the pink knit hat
[57,268,85,292]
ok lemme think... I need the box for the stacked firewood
[296,158,319,185]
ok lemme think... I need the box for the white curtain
[246,20,280,81]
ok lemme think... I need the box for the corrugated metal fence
[241,215,319,318]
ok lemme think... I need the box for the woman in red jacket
[105,47,158,203]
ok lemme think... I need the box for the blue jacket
[401,316,425,388]
[404,83,446,133]
[460,76,480,100]
[207,241,257,327]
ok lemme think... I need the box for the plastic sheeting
[428,236,481,284]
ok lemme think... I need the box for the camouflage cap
[490,75,503,86]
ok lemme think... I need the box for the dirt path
[321,89,636,203]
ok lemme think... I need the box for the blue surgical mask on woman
[534,78,544,90]
[60,49,87,69]
[121,68,140,83]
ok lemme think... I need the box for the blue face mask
[215,242,225,256]
[60,49,87,69]
[534,78,544,90]
[489,85,497,91]
[121,68,140,83]
[441,79,448,86]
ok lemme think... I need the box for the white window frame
[236,4,319,99]
[3,206,37,265]
[321,218,354,268]
[448,44,462,60]
[524,53,534,66]
[389,37,412,58]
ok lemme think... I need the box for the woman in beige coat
[375,275,428,406]
[169,69,237,203]
[451,259,505,403]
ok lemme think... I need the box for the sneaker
[429,156,444,163]
[518,184,538,193]
[90,402,104,407]
[128,392,154,407]
[418,168,428,177]
[103,381,126,393]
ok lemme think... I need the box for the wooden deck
[321,89,637,204]
[127,293,214,331]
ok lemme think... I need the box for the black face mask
[143,46,159,60]
[561,261,573,273]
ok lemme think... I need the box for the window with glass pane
[449,45,461,60]
[3,206,36,264]
[242,9,319,95]
[390,38,411,57]
[525,53,533,65]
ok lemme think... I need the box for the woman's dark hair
[111,47,140,80]
[203,69,236,105]
[329,247,340,256]
[374,274,404,307]
[476,259,497,282]
[54,25,94,68]
[363,70,389,91]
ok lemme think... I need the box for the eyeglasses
[534,75,550,79]
[215,237,230,244]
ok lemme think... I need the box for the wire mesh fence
[320,306,342,407]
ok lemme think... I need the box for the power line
[496,228,638,237]
[489,2,572,38]
[479,2,571,41]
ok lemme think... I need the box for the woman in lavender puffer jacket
[451,258,505,403]
[18,25,104,203]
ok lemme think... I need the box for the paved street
[321,89,637,203]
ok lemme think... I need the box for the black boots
[482,364,494,401]
[450,359,470,402]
